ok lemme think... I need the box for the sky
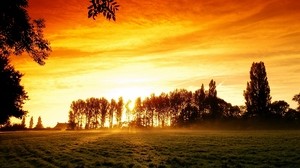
[11,0,300,127]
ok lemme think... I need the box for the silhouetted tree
[293,93,300,111]
[21,116,26,128]
[125,100,132,123]
[70,99,86,129]
[35,116,43,129]
[244,62,272,119]
[206,79,222,120]
[0,0,51,125]
[149,94,157,127]
[155,93,170,127]
[68,110,76,130]
[143,96,154,127]
[88,97,101,129]
[0,56,28,124]
[270,100,289,119]
[224,105,241,119]
[29,116,33,129]
[116,97,123,127]
[0,0,51,64]
[70,100,79,129]
[193,84,206,121]
[208,80,217,98]
[176,90,195,126]
[4,120,11,128]
[169,89,191,126]
[109,99,117,128]
[85,98,94,129]
[133,97,144,127]
[284,108,300,122]
[99,97,109,127]
[88,0,120,21]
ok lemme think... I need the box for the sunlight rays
[9,0,300,127]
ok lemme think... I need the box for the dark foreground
[1,130,300,168]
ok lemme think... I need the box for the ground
[1,129,300,167]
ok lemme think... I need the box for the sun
[106,86,153,124]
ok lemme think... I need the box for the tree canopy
[0,0,51,65]
[0,55,28,124]
[293,93,300,111]
[0,0,51,125]
[88,0,120,21]
[34,116,43,129]
[244,62,272,119]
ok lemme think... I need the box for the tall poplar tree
[29,116,33,129]
[244,62,272,119]
[35,116,43,129]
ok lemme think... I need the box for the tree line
[68,80,241,129]
[0,116,44,131]
[1,1,300,129]
[68,62,300,129]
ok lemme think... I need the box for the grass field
[1,130,300,168]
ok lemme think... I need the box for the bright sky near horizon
[11,0,300,127]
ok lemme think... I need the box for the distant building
[53,122,69,130]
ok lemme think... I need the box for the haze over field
[11,0,300,127]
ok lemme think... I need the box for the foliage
[68,80,241,129]
[69,97,123,129]
[87,0,120,21]
[21,116,26,127]
[0,123,26,131]
[29,116,33,129]
[67,61,300,129]
[244,62,272,119]
[0,56,28,125]
[293,93,300,111]
[0,0,51,65]
[34,116,43,129]
[116,97,124,127]
[194,84,205,121]
[109,99,117,128]
[0,0,51,125]
[1,130,300,167]
[270,100,290,118]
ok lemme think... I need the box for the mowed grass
[1,130,300,168]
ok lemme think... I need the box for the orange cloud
[11,0,300,126]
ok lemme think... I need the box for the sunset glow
[11,0,300,127]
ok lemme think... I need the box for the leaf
[88,10,93,18]
[97,5,101,11]
[88,5,94,9]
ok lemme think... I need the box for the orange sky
[12,0,300,127]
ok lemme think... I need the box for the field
[1,130,300,168]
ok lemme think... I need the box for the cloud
[18,0,300,126]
